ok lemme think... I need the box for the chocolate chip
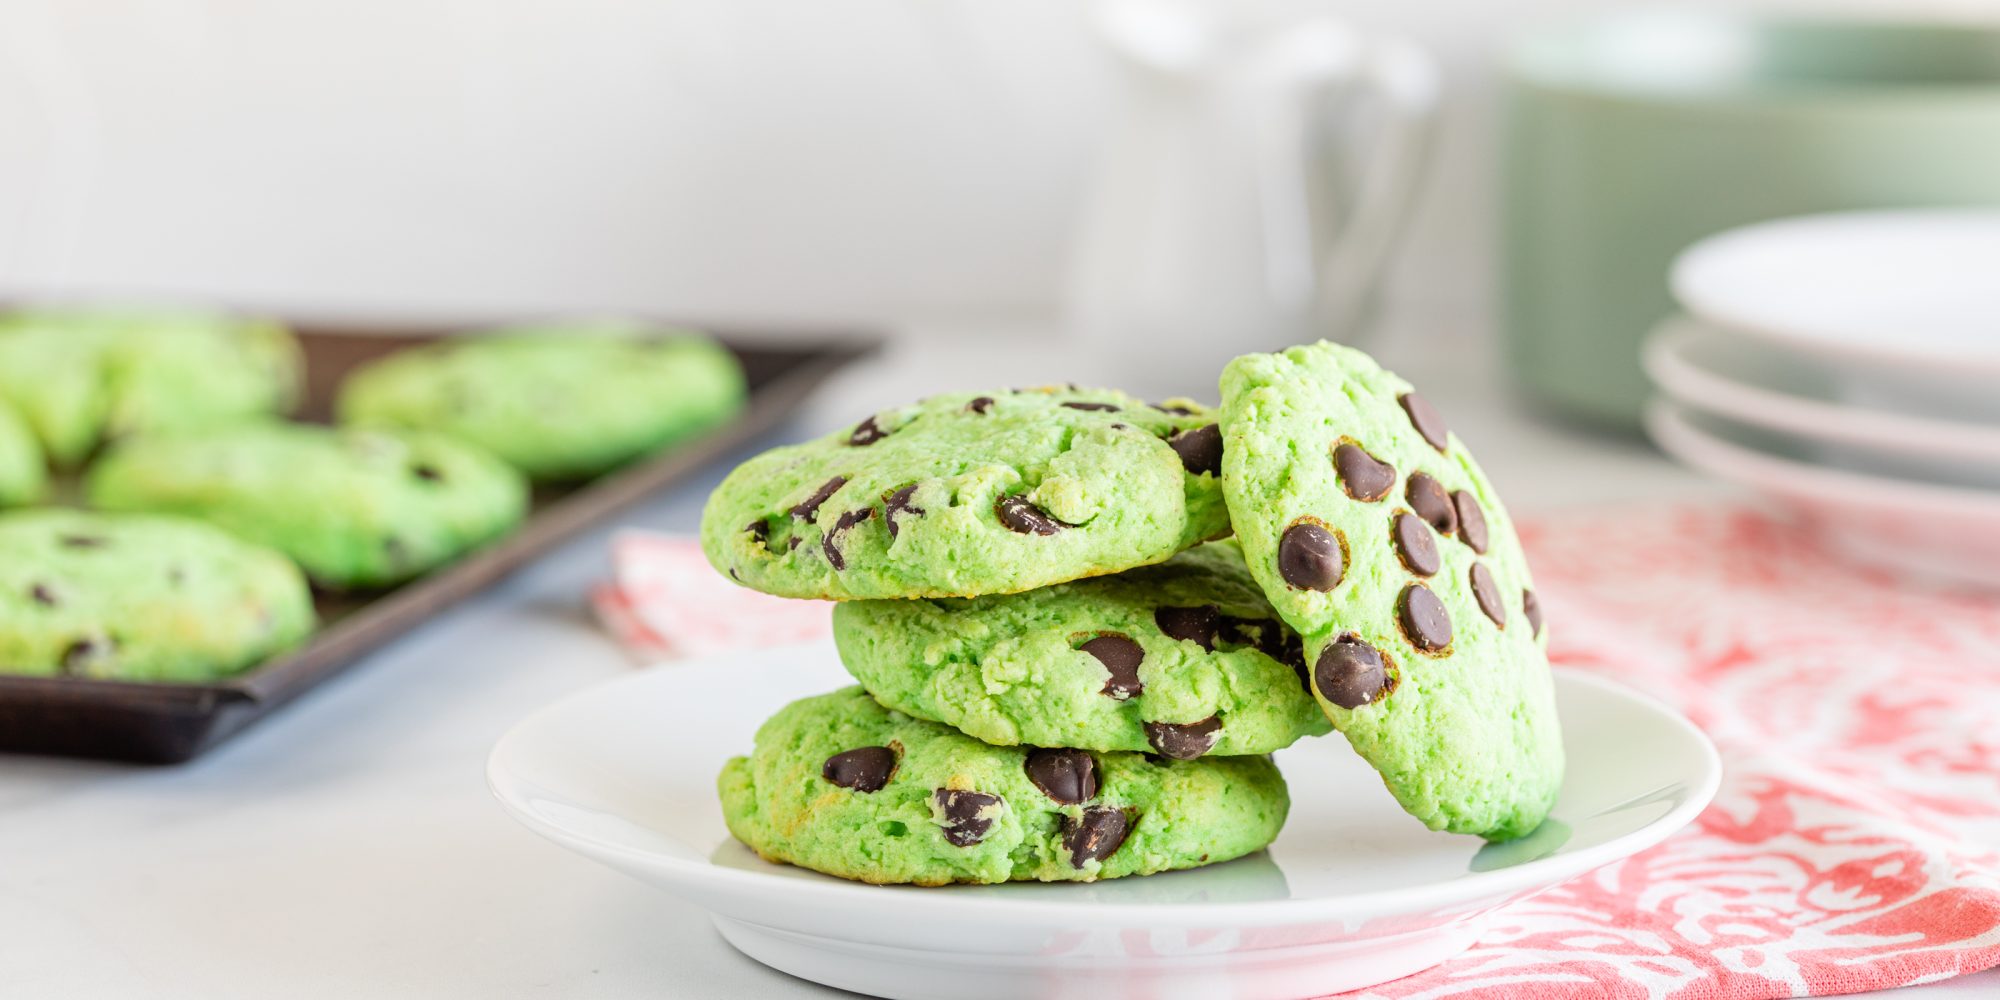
[1155,605,1219,650]
[821,507,876,570]
[967,396,995,414]
[1406,473,1457,535]
[1399,583,1453,652]
[58,535,106,549]
[1392,512,1440,576]
[883,485,924,539]
[1165,424,1222,477]
[822,746,897,792]
[744,519,771,548]
[1144,717,1222,760]
[411,464,442,482]
[1062,401,1120,412]
[1468,562,1507,627]
[29,583,56,607]
[934,789,1002,847]
[1151,403,1196,416]
[1333,442,1395,501]
[59,635,113,677]
[1524,588,1544,637]
[1401,392,1450,452]
[1277,521,1344,591]
[995,494,1069,535]
[1081,635,1144,699]
[1453,491,1489,553]
[790,476,847,520]
[1314,634,1392,709]
[848,416,890,446]
[1062,807,1132,868]
[1025,748,1099,804]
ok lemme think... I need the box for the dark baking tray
[0,325,877,763]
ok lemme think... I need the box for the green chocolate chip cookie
[86,423,528,589]
[336,325,746,481]
[1219,341,1562,841]
[0,509,314,682]
[0,306,301,467]
[0,400,47,507]
[701,387,1230,600]
[719,686,1289,885]
[833,540,1330,757]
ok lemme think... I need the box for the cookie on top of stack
[701,342,1563,886]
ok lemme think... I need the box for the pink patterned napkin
[592,506,2000,998]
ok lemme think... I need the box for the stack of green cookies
[701,341,1564,886]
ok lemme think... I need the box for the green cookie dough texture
[833,540,1330,757]
[702,387,1230,600]
[0,306,301,467]
[0,401,47,507]
[718,686,1289,885]
[0,509,314,682]
[1219,342,1562,841]
[86,423,528,589]
[336,325,746,480]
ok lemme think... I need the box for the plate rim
[488,654,1721,929]
[1669,208,2000,377]
[1643,316,2000,463]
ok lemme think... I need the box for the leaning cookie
[702,386,1230,600]
[834,540,1329,757]
[1219,342,1562,841]
[337,325,746,480]
[0,509,314,682]
[719,687,1289,885]
[0,400,46,507]
[86,423,527,589]
[0,306,300,466]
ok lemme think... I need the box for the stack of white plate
[1644,209,2000,587]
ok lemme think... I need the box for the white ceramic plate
[1649,398,2000,589]
[1671,210,2000,421]
[1644,315,2000,466]
[490,641,1719,1000]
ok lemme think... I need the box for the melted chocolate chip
[1400,392,1450,452]
[1392,512,1441,576]
[1453,491,1489,553]
[883,485,924,539]
[848,416,890,446]
[1314,635,1391,709]
[1062,401,1120,412]
[1470,563,1506,627]
[1025,748,1099,804]
[60,636,113,677]
[1151,403,1196,416]
[744,519,771,548]
[1334,442,1396,501]
[1524,588,1544,637]
[967,396,995,414]
[995,494,1069,535]
[1062,807,1133,868]
[1277,522,1344,591]
[790,477,847,520]
[411,464,442,482]
[1399,583,1453,652]
[29,583,57,607]
[934,789,1002,847]
[1167,424,1223,477]
[59,535,106,550]
[1406,473,1457,535]
[1155,605,1220,651]
[1144,717,1222,760]
[821,507,876,570]
[822,746,897,792]
[1081,635,1144,699]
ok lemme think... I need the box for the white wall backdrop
[0,0,1985,331]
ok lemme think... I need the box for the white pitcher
[1068,0,1438,394]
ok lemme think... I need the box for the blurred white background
[0,0,1985,332]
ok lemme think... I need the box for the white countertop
[3,327,1993,999]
